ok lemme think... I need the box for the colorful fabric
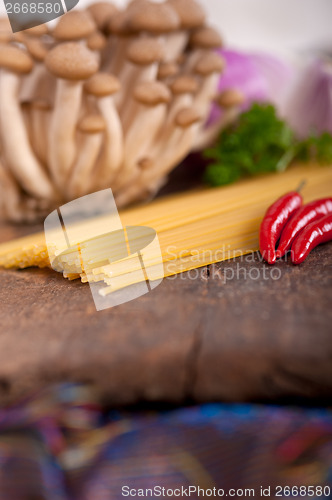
[0,385,331,499]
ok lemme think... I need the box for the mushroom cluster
[0,0,243,221]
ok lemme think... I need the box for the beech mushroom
[0,162,22,221]
[105,10,135,75]
[87,1,119,33]
[0,44,55,199]
[153,74,198,150]
[117,37,164,115]
[128,0,180,36]
[127,0,180,59]
[157,61,179,82]
[45,42,99,188]
[29,99,52,165]
[87,31,107,52]
[165,0,206,61]
[193,89,245,151]
[186,26,223,72]
[20,36,53,103]
[116,107,202,206]
[69,114,106,198]
[52,10,96,42]
[115,80,171,190]
[0,0,229,221]
[84,72,123,189]
[193,51,225,118]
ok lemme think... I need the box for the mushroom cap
[134,81,171,106]
[170,75,199,95]
[107,11,133,36]
[86,2,119,31]
[190,26,223,49]
[84,72,120,96]
[0,44,33,74]
[25,37,49,62]
[126,37,164,66]
[87,31,107,51]
[53,10,96,41]
[216,89,245,108]
[78,113,106,133]
[194,52,225,76]
[167,0,205,29]
[128,2,180,34]
[158,62,179,80]
[45,42,99,80]
[175,107,202,127]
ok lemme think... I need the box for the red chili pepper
[276,197,332,258]
[259,191,303,264]
[291,213,332,264]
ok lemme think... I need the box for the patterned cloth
[0,385,331,499]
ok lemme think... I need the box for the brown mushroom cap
[87,31,107,51]
[53,10,96,41]
[175,107,202,127]
[158,62,179,80]
[194,52,225,76]
[45,42,99,80]
[167,0,205,29]
[133,81,171,106]
[107,11,133,36]
[86,2,119,31]
[126,38,164,66]
[216,89,245,108]
[0,44,33,74]
[25,37,49,62]
[84,72,120,96]
[170,75,199,95]
[128,2,180,34]
[190,26,223,49]
[78,113,106,133]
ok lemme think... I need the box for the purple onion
[284,58,332,137]
[209,49,293,125]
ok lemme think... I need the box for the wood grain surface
[0,216,331,407]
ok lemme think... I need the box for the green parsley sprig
[204,103,332,187]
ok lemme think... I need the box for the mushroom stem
[114,102,166,191]
[192,107,240,151]
[94,96,124,189]
[0,70,55,199]
[48,79,83,188]
[0,161,22,221]
[116,108,201,205]
[68,133,103,198]
[30,102,50,165]
[194,72,220,119]
[163,31,188,61]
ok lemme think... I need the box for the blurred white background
[1,0,332,53]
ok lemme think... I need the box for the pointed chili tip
[275,249,284,260]
[261,250,276,265]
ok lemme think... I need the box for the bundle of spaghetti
[0,164,331,294]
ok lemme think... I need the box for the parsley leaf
[204,103,332,187]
